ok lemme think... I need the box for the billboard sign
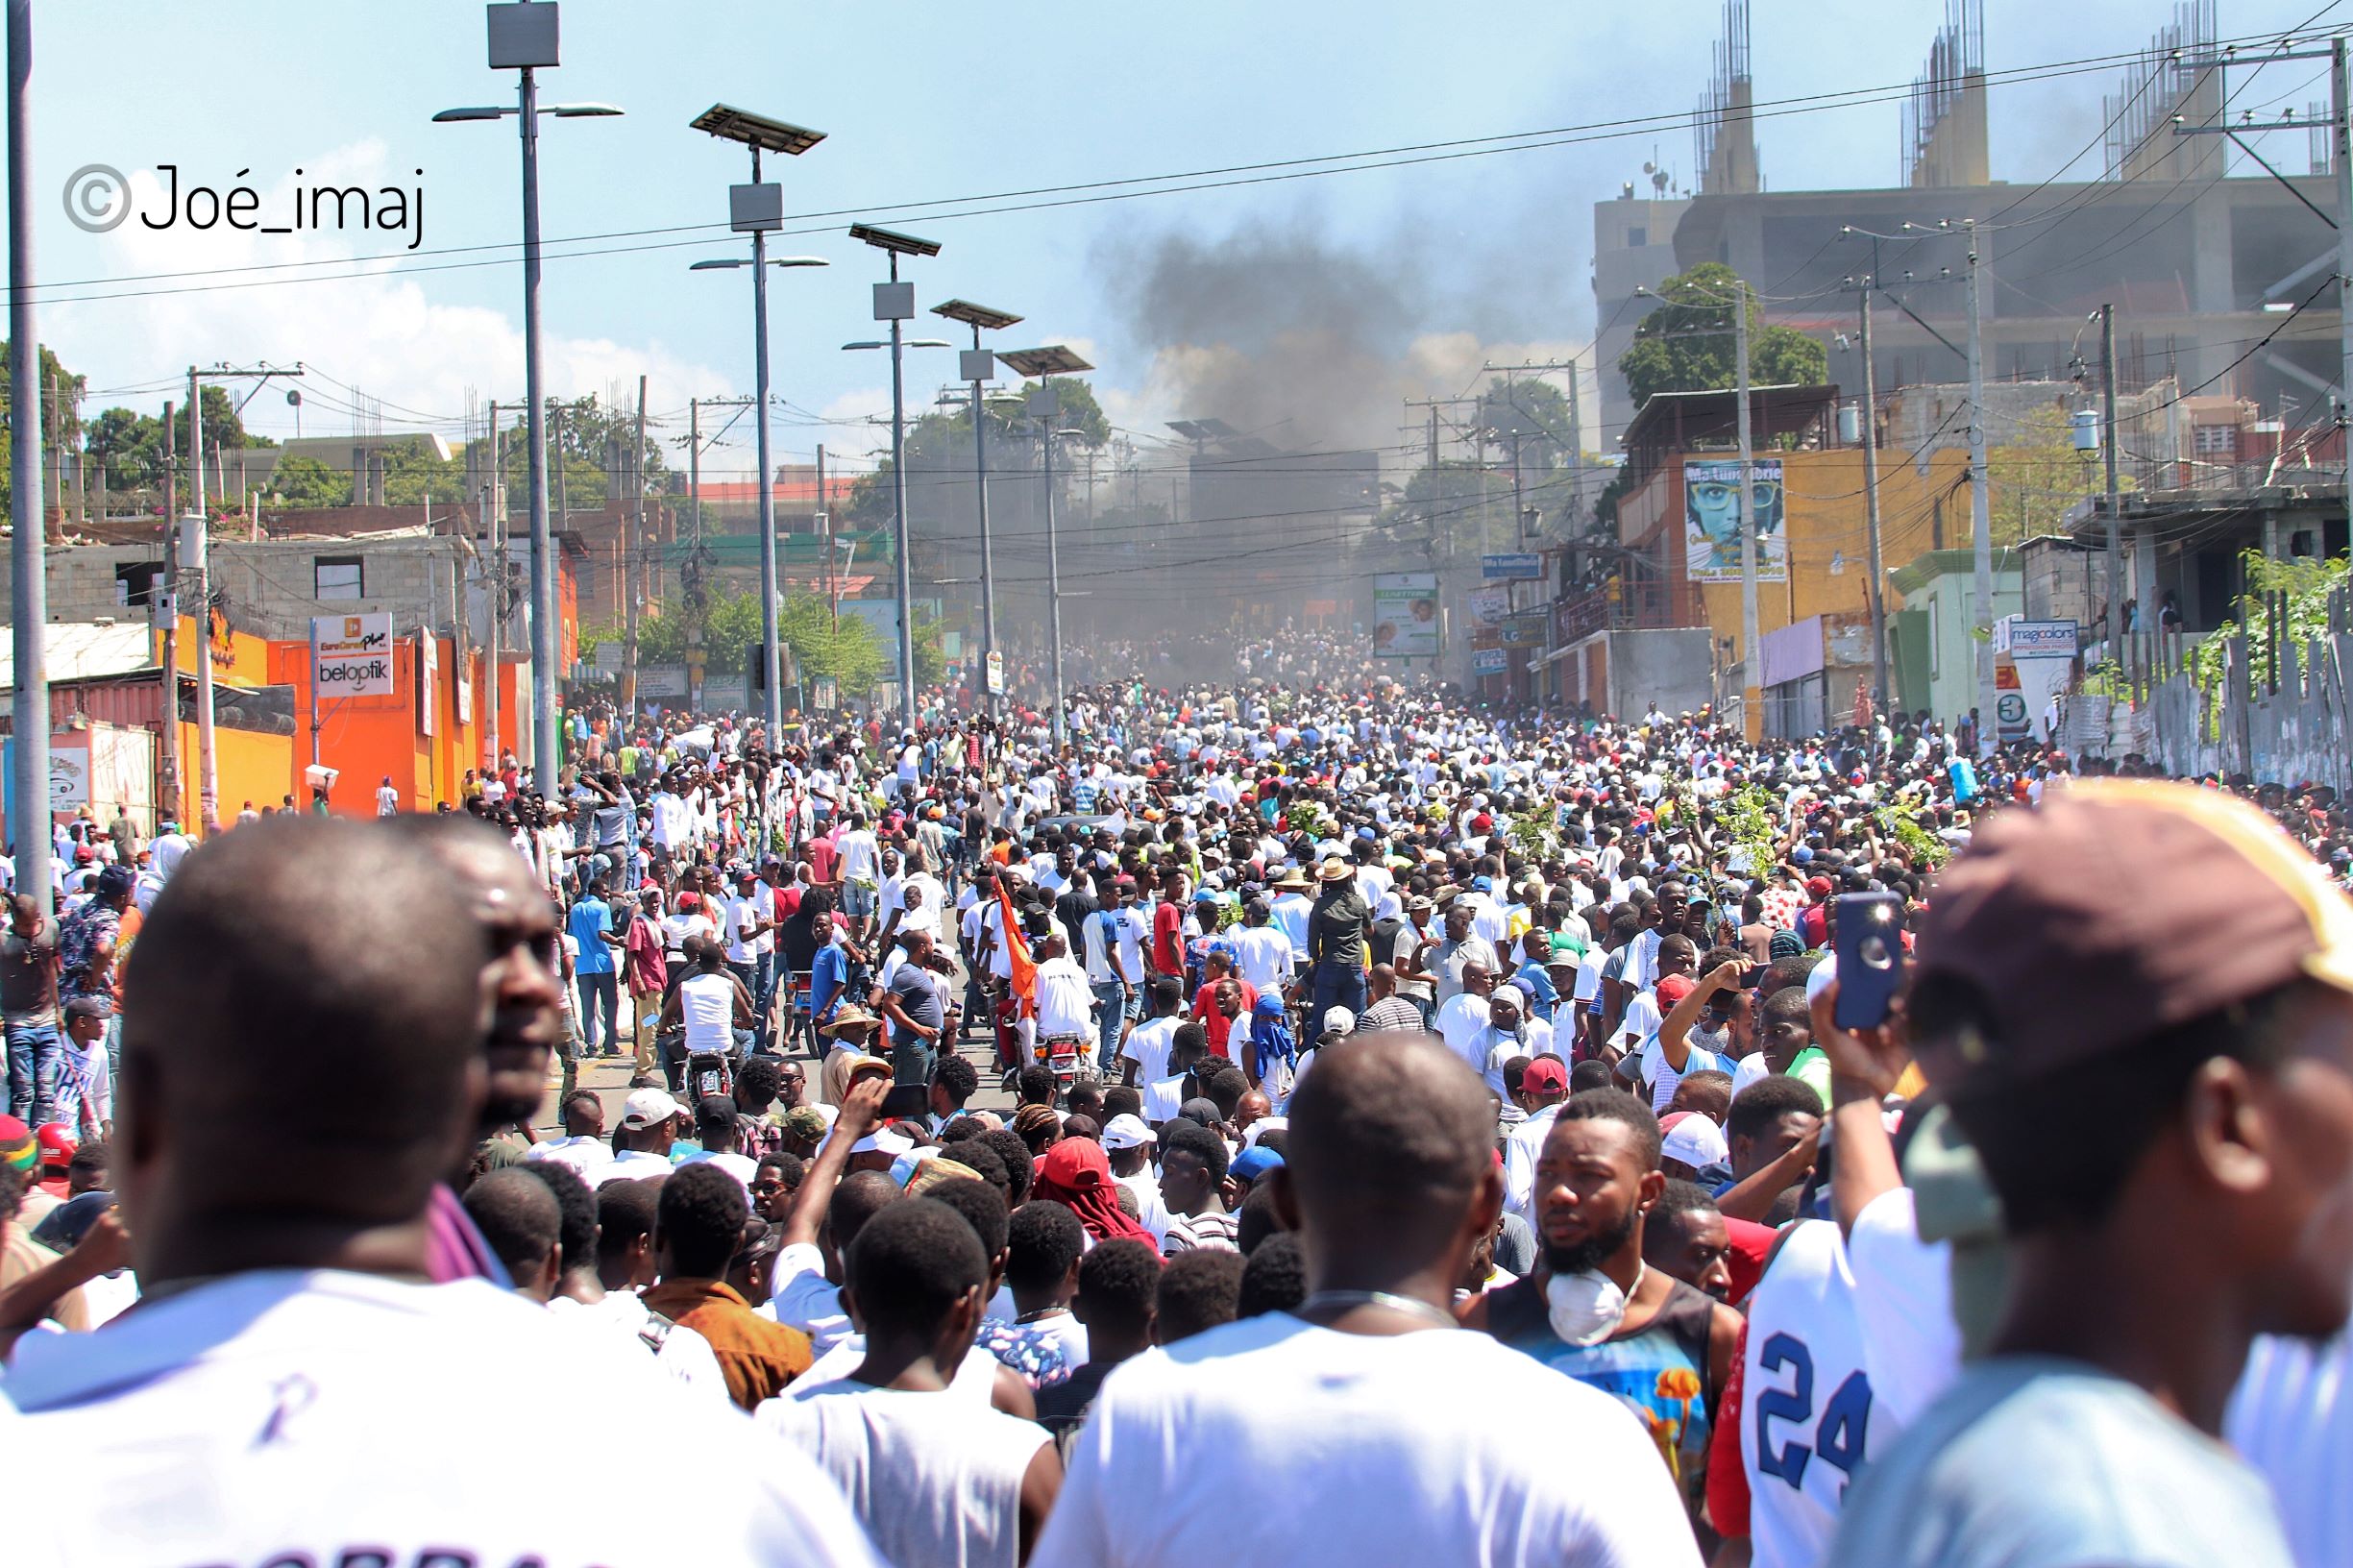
[1482,552,1543,581]
[312,613,395,698]
[1682,459,1786,583]
[1371,574,1440,659]
[1465,586,1510,625]
[1471,648,1508,675]
[1995,618,2079,658]
[1501,610,1550,649]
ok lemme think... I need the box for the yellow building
[1598,384,1975,727]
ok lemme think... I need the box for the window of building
[1627,226,1647,248]
[315,556,364,600]
[114,561,163,608]
[2193,423,2237,458]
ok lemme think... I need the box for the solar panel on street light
[997,346,1093,378]
[849,223,943,257]
[933,300,1023,331]
[690,104,826,155]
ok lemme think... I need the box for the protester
[0,819,879,1564]
[1035,1029,1698,1565]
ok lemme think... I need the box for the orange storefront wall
[267,634,503,816]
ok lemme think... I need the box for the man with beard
[1465,1088,1740,1527]
[1033,1031,1697,1567]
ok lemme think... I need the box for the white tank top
[1740,1218,1882,1568]
[679,970,734,1051]
[758,1383,1048,1568]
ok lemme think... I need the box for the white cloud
[47,141,732,434]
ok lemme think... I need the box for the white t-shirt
[770,1239,856,1353]
[835,830,881,886]
[761,1382,1049,1568]
[1741,1220,1883,1568]
[0,1268,881,1568]
[524,1135,613,1183]
[1123,1016,1183,1087]
[1032,1313,1700,1568]
[597,1148,676,1187]
[546,1287,731,1409]
[1233,925,1293,992]
[680,970,738,1053]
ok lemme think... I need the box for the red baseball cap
[1522,1058,1570,1094]
[1656,975,1698,1009]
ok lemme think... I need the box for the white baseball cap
[620,1087,684,1130]
[1101,1113,1158,1151]
[1660,1114,1729,1170]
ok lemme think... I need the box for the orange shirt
[639,1279,812,1410]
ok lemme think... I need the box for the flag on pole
[995,874,1037,1019]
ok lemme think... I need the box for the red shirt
[1150,902,1186,976]
[1192,981,1259,1057]
[805,838,838,886]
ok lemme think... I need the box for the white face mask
[1546,1262,1643,1347]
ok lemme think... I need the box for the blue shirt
[567,897,615,974]
[810,942,851,1022]
[1513,961,1561,1022]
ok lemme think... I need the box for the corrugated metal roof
[0,623,153,691]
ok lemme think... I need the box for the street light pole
[1038,391,1065,746]
[516,56,558,800]
[748,157,782,742]
[934,300,1022,716]
[7,0,47,906]
[886,255,917,727]
[997,344,1095,748]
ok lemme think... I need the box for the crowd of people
[3,620,2352,1568]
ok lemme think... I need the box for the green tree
[1477,380,1574,472]
[0,343,85,516]
[267,454,351,507]
[779,590,887,697]
[1618,263,1826,408]
[84,406,167,492]
[1987,404,2121,544]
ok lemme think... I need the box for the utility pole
[633,378,650,704]
[185,367,216,829]
[1858,279,1889,716]
[159,400,179,826]
[2339,36,2352,458]
[818,442,837,636]
[484,401,502,774]
[1037,393,1066,746]
[1965,222,1997,752]
[181,362,299,829]
[7,0,43,906]
[1735,280,1762,743]
[618,424,639,718]
[2100,302,2122,645]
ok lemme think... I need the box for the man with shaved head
[0,819,882,1568]
[1033,1030,1701,1566]
[396,815,568,1134]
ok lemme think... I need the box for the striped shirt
[1163,1210,1241,1258]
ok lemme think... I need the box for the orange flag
[995,875,1037,1019]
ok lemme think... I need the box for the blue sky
[19,0,2346,481]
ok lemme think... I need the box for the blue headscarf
[1251,993,1298,1083]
